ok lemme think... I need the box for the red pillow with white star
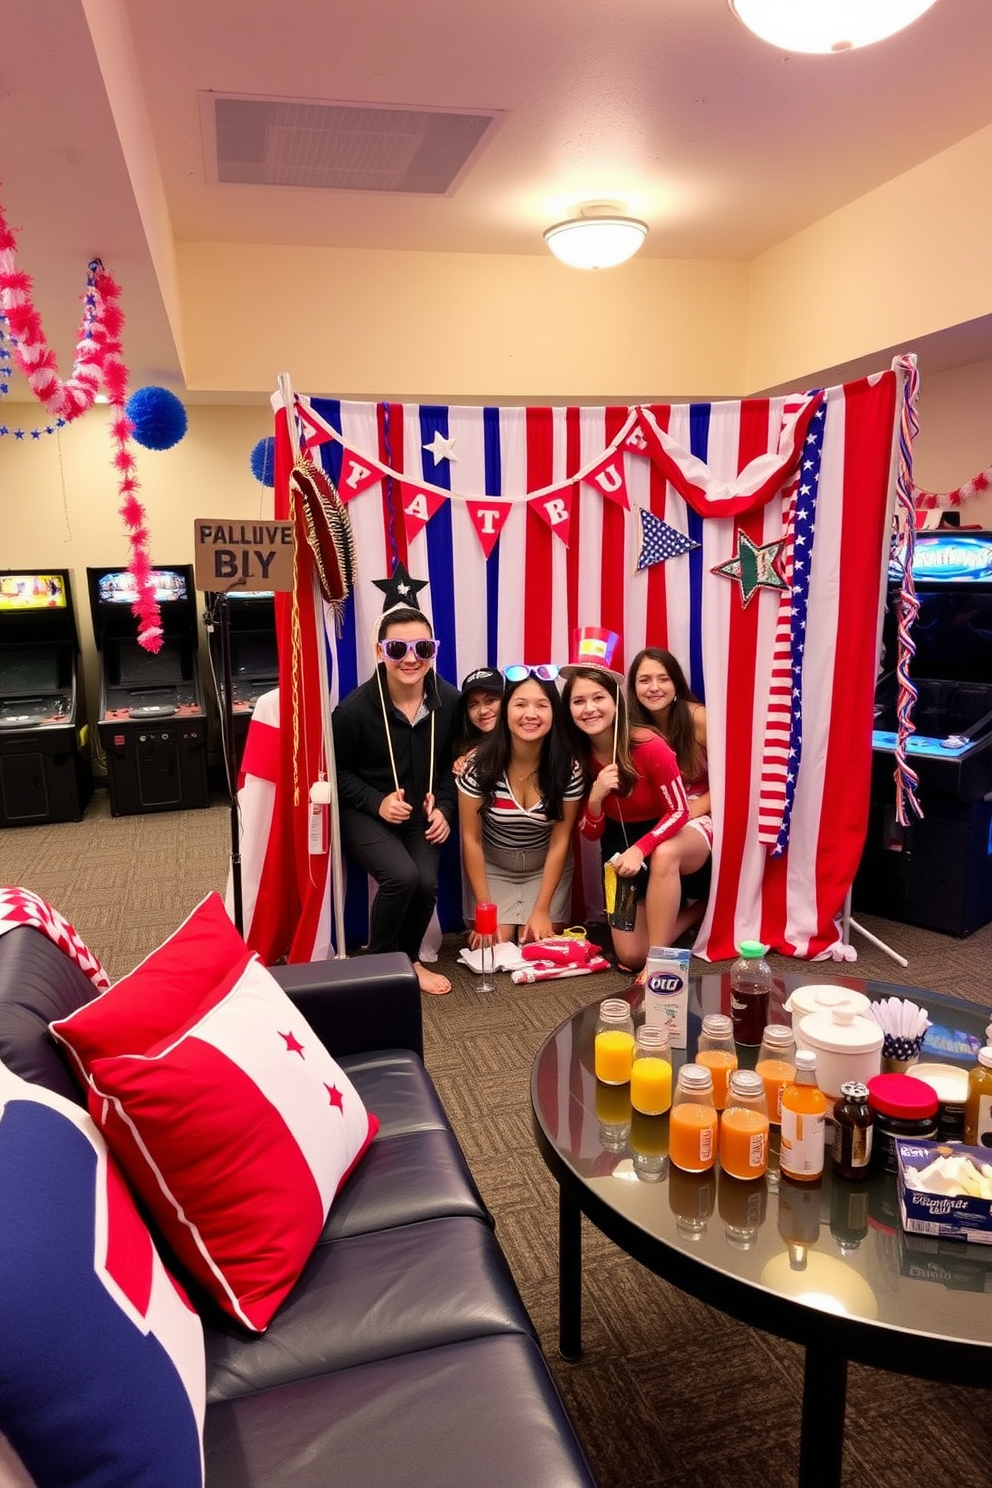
[82,953,377,1332]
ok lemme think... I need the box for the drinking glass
[474,901,498,992]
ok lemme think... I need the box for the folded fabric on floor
[457,944,529,974]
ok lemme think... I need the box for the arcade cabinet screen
[0,574,67,610]
[113,639,187,689]
[97,569,188,605]
[230,632,279,679]
[0,647,60,695]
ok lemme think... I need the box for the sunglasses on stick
[504,664,560,682]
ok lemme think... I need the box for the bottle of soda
[729,940,773,1045]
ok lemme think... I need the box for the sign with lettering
[193,519,295,592]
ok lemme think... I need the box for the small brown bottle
[832,1081,873,1180]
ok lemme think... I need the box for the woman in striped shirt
[457,668,584,945]
[561,659,695,976]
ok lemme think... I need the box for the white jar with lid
[796,1008,883,1103]
[784,984,872,1050]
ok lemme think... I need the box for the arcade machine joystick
[0,569,92,826]
[87,564,210,817]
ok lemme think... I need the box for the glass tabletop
[531,972,992,1360]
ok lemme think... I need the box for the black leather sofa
[0,927,597,1488]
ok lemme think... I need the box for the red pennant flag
[297,401,337,449]
[337,449,383,503]
[400,483,447,543]
[583,453,630,509]
[528,484,574,546]
[465,499,512,558]
[623,411,653,457]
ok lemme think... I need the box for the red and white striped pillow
[51,894,377,1332]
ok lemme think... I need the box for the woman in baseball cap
[453,667,504,777]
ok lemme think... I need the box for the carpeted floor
[5,785,992,1488]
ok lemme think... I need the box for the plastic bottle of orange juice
[669,1064,718,1173]
[779,1050,827,1182]
[719,1070,769,1181]
[695,1013,738,1111]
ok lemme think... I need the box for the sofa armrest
[269,953,423,1061]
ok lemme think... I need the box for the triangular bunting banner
[527,485,574,546]
[634,508,701,571]
[337,449,383,503]
[583,453,630,509]
[400,483,447,544]
[465,499,512,558]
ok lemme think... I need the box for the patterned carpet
[6,787,992,1487]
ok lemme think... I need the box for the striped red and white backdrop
[262,372,901,963]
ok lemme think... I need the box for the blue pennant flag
[635,507,700,571]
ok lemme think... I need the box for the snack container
[896,1140,992,1245]
[643,946,691,1049]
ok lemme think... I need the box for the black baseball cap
[460,667,504,698]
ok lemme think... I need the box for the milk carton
[643,945,691,1049]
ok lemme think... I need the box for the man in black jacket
[332,607,460,995]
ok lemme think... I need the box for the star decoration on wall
[711,531,790,608]
[423,431,457,463]
[372,560,429,613]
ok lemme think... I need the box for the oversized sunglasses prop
[380,638,440,662]
[503,663,560,682]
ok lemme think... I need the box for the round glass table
[530,972,992,1488]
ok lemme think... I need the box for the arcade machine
[87,564,210,816]
[0,569,92,826]
[854,530,992,936]
[204,590,278,774]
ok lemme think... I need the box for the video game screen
[97,569,189,605]
[230,631,279,679]
[113,638,187,689]
[0,574,67,611]
[0,646,61,696]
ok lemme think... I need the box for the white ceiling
[2,0,991,396]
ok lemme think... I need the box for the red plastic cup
[474,901,498,936]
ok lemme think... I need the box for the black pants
[339,806,439,962]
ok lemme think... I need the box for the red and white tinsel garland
[912,465,992,511]
[0,194,163,651]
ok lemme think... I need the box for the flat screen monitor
[0,646,61,696]
[112,638,187,689]
[230,631,279,680]
[0,574,68,611]
[96,569,189,605]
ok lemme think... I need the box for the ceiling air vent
[207,94,502,195]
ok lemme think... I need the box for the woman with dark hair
[457,665,583,945]
[332,606,460,996]
[627,647,712,844]
[452,666,503,777]
[560,631,692,975]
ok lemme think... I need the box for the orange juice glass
[755,1058,796,1125]
[670,1064,718,1172]
[595,1030,635,1084]
[719,1107,770,1179]
[695,1049,738,1110]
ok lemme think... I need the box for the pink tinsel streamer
[0,191,162,651]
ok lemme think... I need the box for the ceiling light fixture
[728,0,940,53]
[543,204,648,270]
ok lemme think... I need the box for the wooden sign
[193,519,295,592]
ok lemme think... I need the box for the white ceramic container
[784,984,872,1050]
[796,1007,883,1103]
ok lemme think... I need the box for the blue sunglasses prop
[503,664,560,683]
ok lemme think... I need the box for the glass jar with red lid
[866,1072,939,1174]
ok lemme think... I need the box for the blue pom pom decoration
[124,386,188,450]
[250,436,276,487]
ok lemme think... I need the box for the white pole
[277,372,348,959]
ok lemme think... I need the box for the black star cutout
[711,531,790,608]
[372,559,429,613]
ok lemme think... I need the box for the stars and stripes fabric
[268,372,900,962]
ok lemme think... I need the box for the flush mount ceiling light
[543,204,648,270]
[728,0,940,52]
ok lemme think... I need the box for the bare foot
[414,961,451,996]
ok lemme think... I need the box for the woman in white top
[457,666,583,945]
